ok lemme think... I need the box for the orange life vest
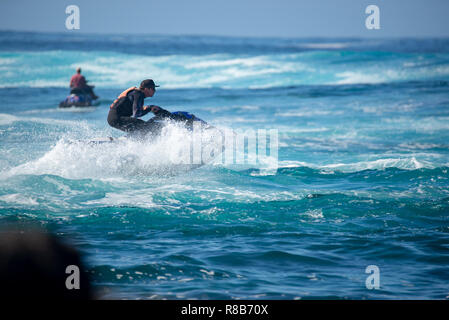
[110,86,140,109]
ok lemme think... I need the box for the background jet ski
[59,92,100,108]
[59,86,99,108]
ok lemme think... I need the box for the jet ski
[90,112,216,143]
[86,111,225,167]
[59,93,99,108]
[129,111,210,138]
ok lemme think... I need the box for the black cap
[140,79,160,89]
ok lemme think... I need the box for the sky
[0,0,448,38]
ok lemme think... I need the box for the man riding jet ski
[59,67,99,108]
[107,79,207,137]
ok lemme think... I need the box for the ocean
[0,31,448,299]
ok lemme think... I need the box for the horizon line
[1,29,449,41]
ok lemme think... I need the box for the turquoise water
[0,32,449,299]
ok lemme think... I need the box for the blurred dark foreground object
[0,228,92,299]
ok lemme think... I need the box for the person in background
[69,67,98,100]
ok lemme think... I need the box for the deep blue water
[0,31,449,299]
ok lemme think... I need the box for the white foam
[277,126,330,133]
[0,193,38,206]
[185,56,267,69]
[335,71,386,85]
[82,190,159,209]
[0,113,84,127]
[4,123,224,180]
[0,51,311,89]
[299,42,349,49]
[274,110,343,117]
[304,208,324,219]
[278,157,432,173]
[0,113,19,125]
[2,50,449,88]
[398,142,447,150]
[322,157,428,171]
[0,57,17,65]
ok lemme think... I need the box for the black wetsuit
[107,88,197,134]
[107,89,151,132]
